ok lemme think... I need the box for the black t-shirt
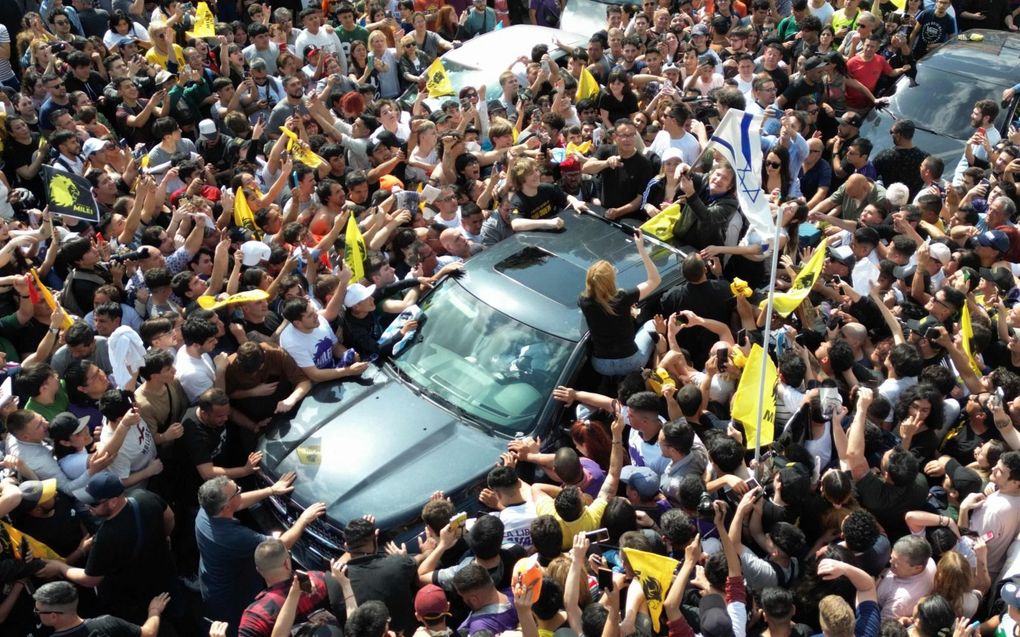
[85,491,176,622]
[346,553,418,635]
[781,76,822,109]
[242,311,282,341]
[939,418,1002,466]
[176,407,229,504]
[597,90,639,125]
[50,615,142,636]
[3,134,46,200]
[660,279,736,369]
[10,493,83,557]
[579,287,640,360]
[755,63,789,96]
[873,147,929,198]
[594,144,654,212]
[855,471,929,541]
[510,184,568,220]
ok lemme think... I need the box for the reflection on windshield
[391,281,573,434]
[891,69,998,140]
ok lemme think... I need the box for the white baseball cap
[344,283,376,308]
[239,240,271,267]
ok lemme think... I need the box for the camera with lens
[110,250,147,263]
[697,492,715,517]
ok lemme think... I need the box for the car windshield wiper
[419,382,496,435]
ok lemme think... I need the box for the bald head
[841,322,867,345]
[440,227,471,259]
[845,174,872,199]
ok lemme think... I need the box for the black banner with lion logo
[42,165,101,223]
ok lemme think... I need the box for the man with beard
[583,119,653,222]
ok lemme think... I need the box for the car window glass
[391,281,572,433]
[891,69,1005,140]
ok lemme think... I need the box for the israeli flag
[707,109,776,238]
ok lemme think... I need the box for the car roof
[915,29,1020,87]
[440,24,588,71]
[456,211,683,342]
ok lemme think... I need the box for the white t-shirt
[99,418,157,481]
[280,314,338,370]
[109,324,146,389]
[809,1,834,24]
[175,348,216,402]
[648,129,701,166]
[293,28,347,74]
[628,425,670,476]
[498,500,537,548]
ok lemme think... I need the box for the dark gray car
[252,210,683,567]
[859,30,1020,171]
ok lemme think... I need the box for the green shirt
[26,382,70,422]
[336,25,369,52]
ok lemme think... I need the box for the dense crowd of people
[0,0,1019,635]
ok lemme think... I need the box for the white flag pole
[754,208,783,465]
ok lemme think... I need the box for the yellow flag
[344,213,366,281]
[960,303,983,377]
[195,289,270,310]
[565,140,592,156]
[425,57,454,98]
[30,268,74,329]
[640,203,682,242]
[186,2,216,39]
[731,343,778,449]
[233,188,262,240]
[4,522,63,561]
[280,126,325,168]
[762,237,829,317]
[576,67,600,102]
[621,548,679,632]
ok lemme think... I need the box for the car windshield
[887,67,1002,140]
[390,280,573,435]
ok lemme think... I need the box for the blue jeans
[591,321,657,377]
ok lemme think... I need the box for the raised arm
[633,231,661,300]
[596,411,626,501]
[846,387,872,481]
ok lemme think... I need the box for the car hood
[859,106,968,169]
[259,369,508,530]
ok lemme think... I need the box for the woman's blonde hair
[367,29,388,48]
[933,551,974,616]
[399,34,415,49]
[583,260,619,316]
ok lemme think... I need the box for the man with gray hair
[32,580,170,636]
[195,472,326,632]
[875,534,935,621]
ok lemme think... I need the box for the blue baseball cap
[620,466,660,500]
[80,471,125,505]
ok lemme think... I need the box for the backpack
[61,268,108,317]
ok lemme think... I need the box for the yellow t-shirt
[536,497,608,550]
[145,43,186,72]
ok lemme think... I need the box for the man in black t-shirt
[60,472,178,626]
[32,580,169,637]
[343,518,419,635]
[582,119,653,223]
[778,56,825,109]
[660,255,737,369]
[177,388,259,505]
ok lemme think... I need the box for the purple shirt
[458,594,518,637]
[579,457,606,498]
